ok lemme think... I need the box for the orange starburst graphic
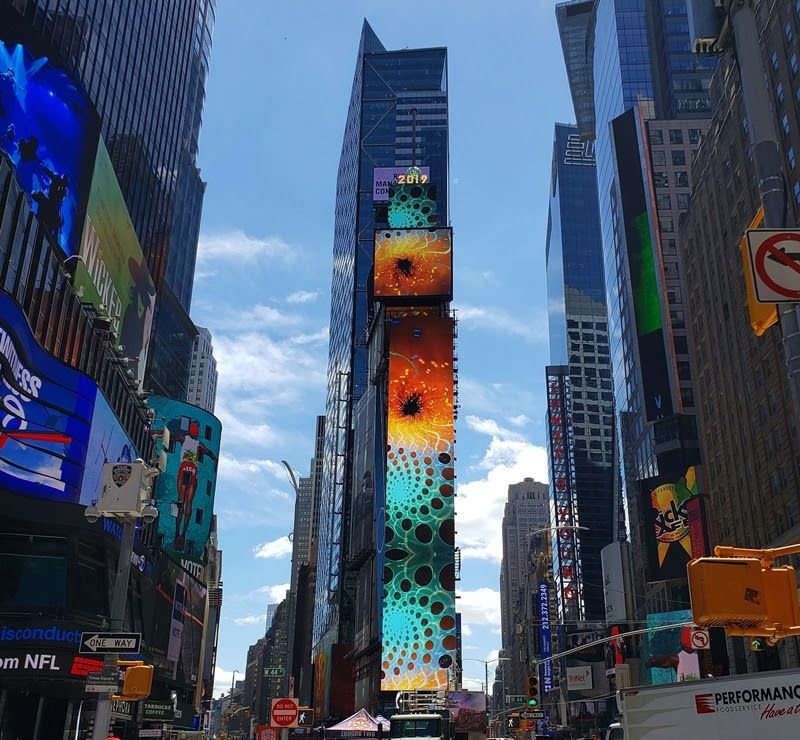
[374,229,452,301]
[387,318,454,452]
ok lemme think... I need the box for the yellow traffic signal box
[121,663,154,699]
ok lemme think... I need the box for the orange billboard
[382,316,457,690]
[374,228,453,302]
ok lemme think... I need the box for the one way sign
[79,631,141,654]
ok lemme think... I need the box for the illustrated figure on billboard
[646,626,701,683]
[120,255,156,371]
[171,419,217,551]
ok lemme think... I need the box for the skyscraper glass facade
[314,20,449,663]
[545,123,616,622]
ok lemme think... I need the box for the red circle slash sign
[756,232,800,300]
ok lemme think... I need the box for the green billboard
[74,139,155,383]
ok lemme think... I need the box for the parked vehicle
[616,668,800,739]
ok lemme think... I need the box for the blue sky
[192,1,575,697]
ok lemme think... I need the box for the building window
[669,129,684,145]
[667,288,682,304]
[786,21,794,43]
[655,171,669,188]
[680,387,695,408]
[677,192,690,210]
[790,147,797,170]
[652,149,667,166]
[783,114,791,135]
[663,238,677,255]
[778,82,786,104]
[792,53,799,76]
[661,215,674,232]
[794,181,800,204]
[772,50,780,70]
[672,149,687,166]
[742,117,750,136]
[650,129,664,145]
[689,128,702,144]
[675,171,689,187]
[657,194,671,210]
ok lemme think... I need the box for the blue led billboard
[0,291,95,501]
[0,40,98,256]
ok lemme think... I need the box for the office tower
[556,0,717,620]
[314,20,449,717]
[310,415,326,548]
[187,326,219,412]
[680,3,800,672]
[266,603,279,634]
[499,479,550,696]
[544,123,618,624]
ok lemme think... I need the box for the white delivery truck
[616,668,800,739]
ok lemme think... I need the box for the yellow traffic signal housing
[688,557,800,630]
[526,673,539,706]
[121,663,154,699]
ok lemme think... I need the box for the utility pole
[91,519,136,740]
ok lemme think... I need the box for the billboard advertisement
[643,610,700,685]
[0,290,96,502]
[445,691,487,732]
[612,110,673,421]
[73,139,155,384]
[538,580,553,692]
[640,466,703,582]
[149,397,222,562]
[373,228,453,303]
[601,541,630,624]
[0,40,98,256]
[372,165,430,202]
[381,317,456,691]
[388,183,437,228]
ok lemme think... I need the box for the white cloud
[465,415,525,442]
[456,421,549,561]
[507,414,531,428]
[232,614,266,626]
[253,536,293,559]
[257,583,290,602]
[455,303,547,342]
[457,587,502,631]
[286,290,319,304]
[289,327,329,345]
[214,667,240,698]
[198,231,295,263]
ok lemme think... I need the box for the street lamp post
[461,656,510,717]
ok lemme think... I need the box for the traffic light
[688,556,800,633]
[750,638,767,652]
[526,674,539,706]
[120,663,154,699]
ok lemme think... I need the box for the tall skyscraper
[556,0,717,620]
[544,123,617,624]
[187,326,219,412]
[314,20,449,717]
[500,479,550,696]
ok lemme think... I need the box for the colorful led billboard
[612,110,673,421]
[374,228,453,302]
[73,139,155,384]
[0,290,96,502]
[643,610,700,684]
[640,466,705,582]
[372,166,430,202]
[381,317,456,691]
[149,397,222,562]
[0,40,98,256]
[388,183,437,228]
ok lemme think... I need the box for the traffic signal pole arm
[715,542,800,567]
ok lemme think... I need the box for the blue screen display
[0,41,96,256]
[0,290,97,501]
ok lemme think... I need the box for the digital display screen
[373,228,453,302]
[373,166,431,202]
[0,290,96,502]
[643,610,699,685]
[149,397,222,563]
[388,183,437,228]
[74,139,155,384]
[0,40,98,256]
[381,317,456,691]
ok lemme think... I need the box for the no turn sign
[271,698,299,728]
[691,627,710,650]
[747,229,800,302]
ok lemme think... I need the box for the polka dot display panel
[387,183,438,228]
[373,228,453,303]
[381,316,456,691]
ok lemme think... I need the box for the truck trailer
[616,668,800,739]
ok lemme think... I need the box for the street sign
[85,670,120,693]
[747,229,800,302]
[139,731,162,738]
[691,627,710,650]
[521,711,544,720]
[271,697,299,728]
[506,694,526,705]
[142,699,175,721]
[263,666,285,677]
[79,631,141,654]
[297,708,315,727]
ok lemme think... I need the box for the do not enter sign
[747,229,800,302]
[271,698,299,728]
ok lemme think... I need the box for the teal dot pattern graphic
[388,183,438,228]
